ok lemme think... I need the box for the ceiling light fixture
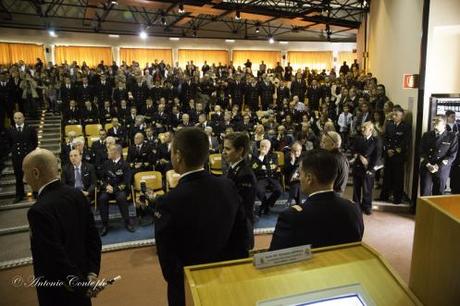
[235,10,241,20]
[268,36,274,44]
[279,41,288,44]
[48,30,57,37]
[169,37,180,41]
[108,34,119,38]
[225,39,235,43]
[139,31,148,39]
[178,3,185,14]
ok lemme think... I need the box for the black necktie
[18,126,22,133]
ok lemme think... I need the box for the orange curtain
[287,51,333,71]
[0,42,45,65]
[337,51,357,68]
[55,46,113,67]
[232,50,281,70]
[178,49,228,69]
[120,48,173,69]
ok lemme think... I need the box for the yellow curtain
[178,49,228,69]
[0,43,10,65]
[337,51,357,67]
[55,46,113,67]
[287,51,333,71]
[232,50,282,70]
[0,42,45,65]
[120,48,173,69]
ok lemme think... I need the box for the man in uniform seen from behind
[151,128,248,306]
[24,149,102,306]
[270,149,364,251]
[7,112,38,203]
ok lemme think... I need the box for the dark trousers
[287,182,302,205]
[420,165,449,196]
[98,190,130,225]
[12,156,25,198]
[256,177,282,212]
[380,154,405,202]
[353,171,374,210]
[166,273,185,306]
[450,165,460,194]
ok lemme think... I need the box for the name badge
[253,245,312,269]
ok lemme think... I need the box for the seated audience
[61,149,97,199]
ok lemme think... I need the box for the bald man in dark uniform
[24,149,102,306]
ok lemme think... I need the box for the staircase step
[0,198,34,209]
[0,232,31,262]
[1,167,14,175]
[0,207,29,229]
[0,179,15,187]
[39,132,61,138]
[0,185,32,199]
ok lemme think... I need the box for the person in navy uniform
[129,77,149,110]
[126,132,155,174]
[320,131,349,196]
[149,128,248,306]
[61,149,97,200]
[94,75,112,108]
[420,115,458,196]
[7,112,38,203]
[251,139,282,216]
[24,149,102,306]
[445,110,459,134]
[63,100,81,125]
[284,142,303,205]
[259,76,274,110]
[99,100,116,124]
[80,100,99,126]
[352,121,379,215]
[223,132,257,250]
[97,144,135,236]
[269,149,364,251]
[107,117,127,146]
[379,105,411,203]
[76,77,94,107]
[228,76,245,108]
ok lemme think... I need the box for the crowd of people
[1,56,459,306]
[1,57,459,226]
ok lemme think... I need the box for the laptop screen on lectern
[291,294,365,306]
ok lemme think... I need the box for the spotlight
[110,1,118,5]
[268,36,274,44]
[235,10,241,20]
[256,26,260,33]
[161,16,167,25]
[178,3,185,14]
[48,30,57,37]
[139,31,148,39]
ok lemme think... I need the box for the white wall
[367,0,424,197]
[0,28,356,68]
[423,0,460,131]
[367,0,423,111]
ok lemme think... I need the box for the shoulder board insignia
[292,205,303,212]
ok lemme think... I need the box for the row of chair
[65,123,114,138]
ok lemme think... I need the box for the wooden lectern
[410,195,460,306]
[184,242,420,306]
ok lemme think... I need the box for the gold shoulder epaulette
[292,205,303,212]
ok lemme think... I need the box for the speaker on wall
[282,55,286,60]
[45,47,50,53]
